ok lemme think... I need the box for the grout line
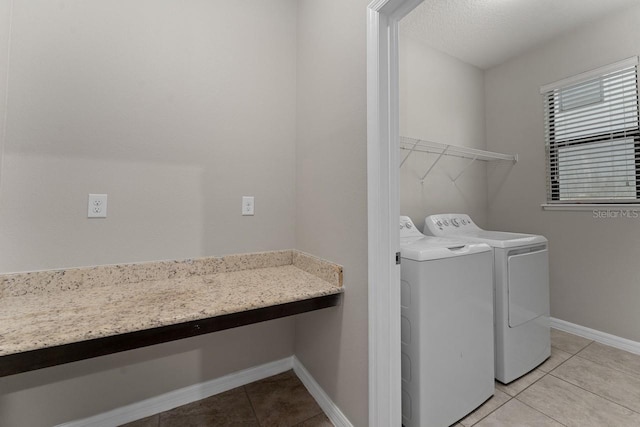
[572,335,640,382]
[551,341,593,357]
[291,411,328,427]
[478,333,640,425]
[514,395,569,427]
[513,370,546,398]
[522,344,640,423]
[243,385,263,427]
[470,347,579,426]
[467,393,513,426]
[496,368,547,399]
[574,341,594,354]
[289,369,325,426]
[547,349,581,375]
[574,351,640,382]
[547,370,640,416]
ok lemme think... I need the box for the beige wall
[0,0,297,272]
[0,0,9,185]
[485,4,640,341]
[0,1,299,426]
[294,0,369,425]
[399,34,488,230]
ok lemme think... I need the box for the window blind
[542,57,640,203]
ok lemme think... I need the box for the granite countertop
[0,250,343,358]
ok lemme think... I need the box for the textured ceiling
[401,0,640,69]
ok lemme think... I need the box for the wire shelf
[399,136,518,181]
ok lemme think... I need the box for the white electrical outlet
[242,196,254,216]
[88,194,108,218]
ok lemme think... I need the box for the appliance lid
[450,231,547,249]
[400,236,492,261]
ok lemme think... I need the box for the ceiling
[400,0,640,69]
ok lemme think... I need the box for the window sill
[541,203,640,212]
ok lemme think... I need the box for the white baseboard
[55,357,294,427]
[551,317,640,355]
[55,355,353,427]
[292,356,354,427]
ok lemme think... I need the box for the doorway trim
[366,0,423,425]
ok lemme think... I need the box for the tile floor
[120,370,332,427]
[121,329,640,427]
[455,328,640,426]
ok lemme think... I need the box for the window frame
[542,58,640,205]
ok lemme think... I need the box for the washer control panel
[400,216,425,238]
[423,213,480,236]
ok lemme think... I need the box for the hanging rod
[399,136,518,182]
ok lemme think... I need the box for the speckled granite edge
[223,250,293,273]
[0,250,342,297]
[293,251,343,288]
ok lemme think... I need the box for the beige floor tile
[578,342,640,379]
[294,412,333,426]
[120,415,159,427]
[245,370,322,427]
[495,369,545,397]
[551,329,592,354]
[518,374,640,426]
[474,399,562,427]
[552,356,640,413]
[159,387,258,427]
[459,390,511,426]
[537,347,572,373]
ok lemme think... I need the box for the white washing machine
[423,214,550,384]
[400,216,494,427]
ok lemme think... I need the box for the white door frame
[366,0,423,425]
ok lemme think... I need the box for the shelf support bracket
[452,155,478,182]
[399,139,419,168]
[420,145,449,182]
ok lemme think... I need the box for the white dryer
[423,214,550,384]
[400,216,494,427]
